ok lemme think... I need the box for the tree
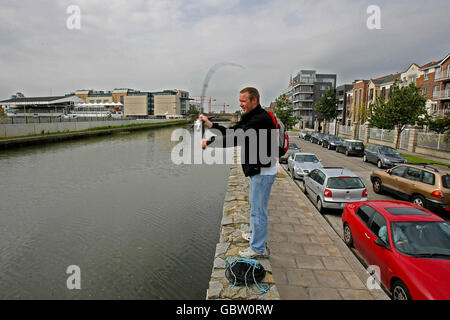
[273,94,301,129]
[315,89,338,121]
[369,82,427,149]
[315,89,339,133]
[187,104,200,116]
[368,97,395,129]
[427,114,450,134]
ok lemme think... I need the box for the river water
[0,124,231,299]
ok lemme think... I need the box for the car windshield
[289,143,299,150]
[391,221,450,258]
[327,177,364,189]
[295,155,319,163]
[380,146,400,156]
[350,142,364,147]
[329,136,341,142]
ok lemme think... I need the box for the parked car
[303,167,368,213]
[280,143,301,163]
[364,145,407,168]
[371,164,450,214]
[336,139,365,156]
[63,114,78,119]
[310,133,325,144]
[287,152,323,180]
[322,135,343,150]
[298,130,308,139]
[342,200,450,300]
[304,131,313,142]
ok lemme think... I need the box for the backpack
[266,110,289,157]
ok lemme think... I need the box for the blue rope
[224,257,269,295]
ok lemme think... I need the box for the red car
[342,200,450,300]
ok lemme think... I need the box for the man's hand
[201,139,208,149]
[198,114,213,129]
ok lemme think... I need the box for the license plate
[355,147,362,150]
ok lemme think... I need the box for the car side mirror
[386,169,392,174]
[374,238,388,249]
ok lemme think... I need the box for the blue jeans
[249,173,276,253]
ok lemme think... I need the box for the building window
[424,70,429,80]
[423,88,427,96]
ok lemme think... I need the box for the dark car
[322,135,343,150]
[364,145,407,168]
[280,142,301,163]
[310,133,325,144]
[336,140,365,156]
[304,131,313,141]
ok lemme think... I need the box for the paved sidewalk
[268,165,390,300]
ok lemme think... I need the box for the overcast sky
[0,0,449,112]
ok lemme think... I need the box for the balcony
[435,70,450,82]
[433,89,450,100]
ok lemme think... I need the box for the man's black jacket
[206,105,277,177]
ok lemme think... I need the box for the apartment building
[335,84,353,125]
[349,80,369,125]
[434,53,450,113]
[290,70,336,128]
[417,60,442,115]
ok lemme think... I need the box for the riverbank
[206,152,280,300]
[0,119,190,149]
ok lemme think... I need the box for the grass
[401,153,450,167]
[0,119,190,141]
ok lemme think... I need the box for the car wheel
[411,194,426,208]
[363,155,368,162]
[303,181,308,194]
[377,160,383,168]
[343,223,353,247]
[317,198,325,214]
[327,144,331,150]
[391,280,412,300]
[373,178,383,194]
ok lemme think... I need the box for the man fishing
[199,87,277,258]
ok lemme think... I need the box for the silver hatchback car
[287,152,323,180]
[303,168,368,213]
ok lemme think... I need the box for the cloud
[0,0,449,112]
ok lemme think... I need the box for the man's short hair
[240,87,260,103]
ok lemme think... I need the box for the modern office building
[290,70,336,128]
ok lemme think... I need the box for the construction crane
[191,96,216,113]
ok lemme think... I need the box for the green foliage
[273,94,301,129]
[369,82,426,130]
[427,114,449,134]
[315,89,338,121]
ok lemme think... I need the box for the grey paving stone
[270,254,297,268]
[338,289,375,300]
[273,223,295,233]
[286,269,319,287]
[313,270,350,289]
[341,272,367,290]
[303,244,330,257]
[322,256,353,272]
[295,255,326,270]
[277,284,310,300]
[308,287,342,300]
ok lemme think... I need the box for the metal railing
[435,69,450,81]
[369,128,395,143]
[417,132,450,152]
